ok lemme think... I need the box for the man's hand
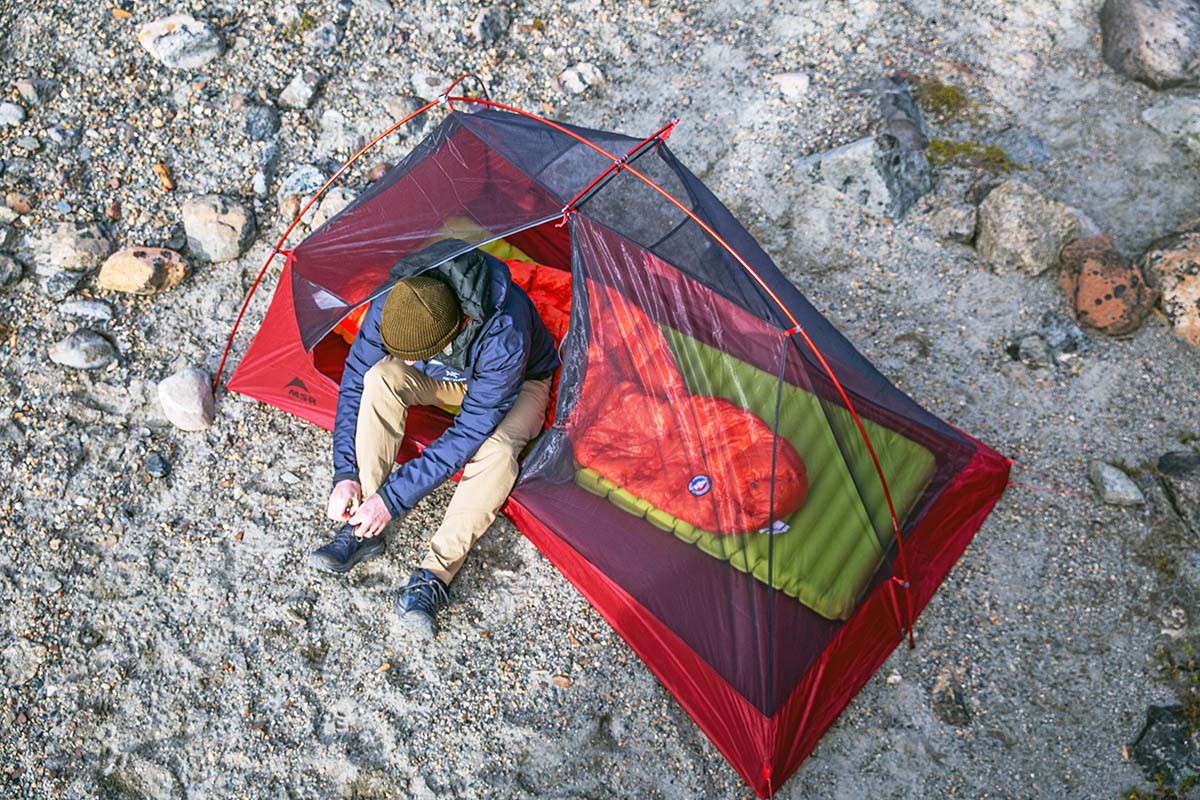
[348,494,391,539]
[327,480,362,522]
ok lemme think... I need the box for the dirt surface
[1,0,1198,797]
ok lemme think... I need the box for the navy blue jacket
[332,253,559,516]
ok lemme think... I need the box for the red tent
[224,88,1010,797]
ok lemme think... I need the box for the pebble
[136,14,226,69]
[0,103,25,127]
[1,638,48,686]
[1058,235,1156,336]
[57,299,114,322]
[280,69,322,110]
[15,77,59,106]
[1100,0,1200,89]
[1087,461,1145,506]
[931,665,971,726]
[98,247,191,295]
[367,161,393,182]
[145,452,171,478]
[930,202,977,244]
[49,329,116,370]
[158,367,215,431]
[770,72,812,102]
[304,22,342,52]
[14,136,40,153]
[280,470,301,485]
[559,63,604,95]
[182,195,257,262]
[277,164,327,209]
[244,104,281,142]
[1138,220,1200,349]
[41,269,84,300]
[31,222,113,272]
[317,109,364,154]
[975,180,1078,275]
[0,254,23,288]
[46,124,80,149]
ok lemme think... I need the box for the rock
[308,187,356,229]
[145,452,171,479]
[1058,235,1157,335]
[14,136,40,153]
[304,21,342,52]
[471,7,509,46]
[280,69,321,109]
[1143,97,1200,156]
[1139,221,1200,349]
[975,180,1078,275]
[158,368,215,431]
[930,202,977,244]
[0,254,23,288]
[316,109,365,154]
[136,14,226,69]
[988,128,1050,167]
[58,299,113,322]
[41,270,84,300]
[46,124,79,150]
[7,192,33,215]
[98,248,190,295]
[931,665,971,726]
[796,135,933,219]
[182,195,256,262]
[31,222,113,271]
[1010,333,1053,368]
[410,69,449,100]
[861,77,929,151]
[0,103,26,127]
[770,72,812,102]
[1158,451,1200,532]
[15,77,60,106]
[366,161,393,182]
[2,638,48,686]
[1037,309,1089,357]
[277,165,326,206]
[244,104,280,142]
[49,330,115,370]
[1130,705,1200,784]
[1100,0,1200,89]
[559,63,604,95]
[1088,461,1145,506]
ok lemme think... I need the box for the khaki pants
[356,357,550,585]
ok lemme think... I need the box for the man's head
[380,275,464,361]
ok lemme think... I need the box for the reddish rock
[1140,220,1200,349]
[1058,235,1157,335]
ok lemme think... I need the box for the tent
[223,86,1010,797]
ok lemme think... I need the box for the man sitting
[308,246,558,638]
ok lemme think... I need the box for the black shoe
[306,524,385,574]
[395,569,449,638]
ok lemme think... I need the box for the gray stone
[1142,96,1200,156]
[471,7,509,46]
[277,165,326,208]
[1158,451,1200,532]
[1011,333,1053,368]
[861,77,929,151]
[1130,705,1200,784]
[1088,461,1145,506]
[304,21,342,52]
[0,206,16,225]
[15,77,60,106]
[0,103,26,127]
[158,367,215,431]
[796,135,933,219]
[244,104,280,142]
[1037,310,1089,357]
[280,69,321,109]
[770,72,811,103]
[182,195,256,262]
[2,638,48,686]
[136,14,226,70]
[931,665,971,726]
[559,63,604,95]
[49,330,115,370]
[1101,0,1200,89]
[31,222,113,271]
[14,136,40,153]
[975,180,1078,275]
[46,124,80,149]
[316,109,365,155]
[57,299,114,322]
[0,254,23,288]
[41,270,84,300]
[145,452,171,479]
[930,202,977,244]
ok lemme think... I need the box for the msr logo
[285,376,317,406]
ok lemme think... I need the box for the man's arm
[332,297,388,483]
[374,318,529,516]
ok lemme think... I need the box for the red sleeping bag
[568,283,808,534]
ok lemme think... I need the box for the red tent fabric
[227,102,1010,796]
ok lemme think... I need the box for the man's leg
[419,378,551,584]
[356,357,467,497]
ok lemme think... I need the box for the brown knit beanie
[379,275,463,361]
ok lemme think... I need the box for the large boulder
[136,14,225,69]
[1140,220,1200,349]
[1100,0,1200,89]
[158,368,215,431]
[796,135,933,219]
[31,222,113,271]
[98,248,190,295]
[1059,235,1157,335]
[975,180,1078,275]
[182,195,256,262]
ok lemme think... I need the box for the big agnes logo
[285,377,318,406]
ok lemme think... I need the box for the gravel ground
[1,0,1199,798]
